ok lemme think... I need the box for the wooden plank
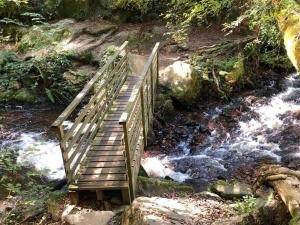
[87,156,125,162]
[85,161,125,168]
[100,127,124,132]
[69,181,128,190]
[81,167,126,175]
[94,135,123,141]
[91,146,124,151]
[89,150,124,156]
[79,174,126,181]
[96,132,124,137]
[92,139,123,146]
[96,190,103,200]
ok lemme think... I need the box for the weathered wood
[257,165,300,221]
[81,167,126,175]
[69,191,79,205]
[79,174,127,181]
[52,41,128,128]
[70,181,128,189]
[122,189,131,204]
[86,161,126,168]
[53,42,160,203]
[96,190,103,201]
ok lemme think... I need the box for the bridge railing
[119,42,160,200]
[52,41,129,183]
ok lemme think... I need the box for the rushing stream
[0,106,65,181]
[1,74,300,192]
[142,74,300,190]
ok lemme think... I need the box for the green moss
[0,90,14,102]
[14,89,36,103]
[137,176,193,195]
[17,23,71,52]
[289,211,300,225]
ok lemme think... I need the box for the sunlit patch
[14,132,65,180]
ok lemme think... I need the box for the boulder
[122,197,201,225]
[85,24,117,36]
[277,1,300,71]
[65,211,115,225]
[160,61,201,105]
[137,176,193,195]
[211,180,252,199]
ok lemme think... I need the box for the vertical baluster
[55,125,71,183]
[140,84,147,146]
[121,121,134,202]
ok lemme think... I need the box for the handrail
[52,41,128,128]
[119,42,160,201]
[52,41,129,183]
[119,42,160,124]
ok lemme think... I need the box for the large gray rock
[160,61,201,105]
[211,180,252,199]
[65,211,115,225]
[122,197,200,225]
[122,196,235,225]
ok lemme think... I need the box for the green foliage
[191,42,243,99]
[165,0,236,45]
[155,92,175,122]
[33,51,76,103]
[0,49,83,104]
[0,51,34,90]
[235,195,258,215]
[17,23,71,52]
[0,0,28,18]
[0,150,43,196]
[112,0,153,15]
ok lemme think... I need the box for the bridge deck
[53,41,159,204]
[73,76,140,191]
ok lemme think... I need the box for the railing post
[120,122,134,202]
[156,51,159,90]
[54,125,71,183]
[140,86,147,147]
[150,62,155,114]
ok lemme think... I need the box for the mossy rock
[14,89,36,103]
[160,61,202,105]
[211,180,252,200]
[0,89,14,102]
[137,176,193,195]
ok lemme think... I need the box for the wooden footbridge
[52,42,159,204]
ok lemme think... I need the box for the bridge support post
[120,122,135,202]
[69,191,79,205]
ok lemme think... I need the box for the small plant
[235,195,258,215]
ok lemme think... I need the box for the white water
[1,132,65,180]
[0,121,73,180]
[142,74,300,183]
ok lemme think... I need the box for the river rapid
[1,74,300,192]
[142,74,300,190]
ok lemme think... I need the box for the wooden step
[79,174,127,182]
[69,180,129,190]
[86,156,125,162]
[85,161,125,168]
[89,150,124,157]
[90,145,124,151]
[81,167,126,175]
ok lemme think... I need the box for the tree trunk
[257,165,300,224]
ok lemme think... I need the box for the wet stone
[211,180,252,200]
